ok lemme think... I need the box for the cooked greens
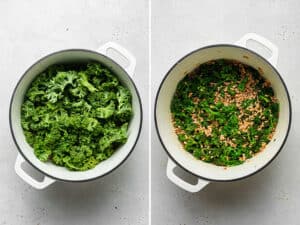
[171,59,279,166]
[21,62,132,171]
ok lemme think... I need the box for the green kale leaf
[21,62,133,171]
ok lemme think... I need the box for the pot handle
[235,33,278,66]
[15,154,55,190]
[166,159,209,192]
[97,42,136,76]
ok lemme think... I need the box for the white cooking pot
[10,42,142,189]
[155,33,291,192]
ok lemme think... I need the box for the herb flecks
[171,59,279,166]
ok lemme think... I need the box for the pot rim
[154,44,292,182]
[9,48,143,182]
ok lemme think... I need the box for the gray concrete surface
[0,0,148,225]
[2,0,300,224]
[152,0,300,225]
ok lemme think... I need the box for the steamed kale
[21,62,133,171]
[171,60,279,166]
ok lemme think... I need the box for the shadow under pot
[10,42,142,189]
[155,33,291,192]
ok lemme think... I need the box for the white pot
[155,33,292,192]
[10,42,142,189]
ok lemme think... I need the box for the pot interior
[156,45,291,181]
[10,49,142,181]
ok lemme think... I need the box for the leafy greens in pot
[21,62,133,171]
[171,59,279,166]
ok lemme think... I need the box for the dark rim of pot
[9,49,143,183]
[154,44,292,182]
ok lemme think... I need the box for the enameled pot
[10,42,142,189]
[155,33,291,192]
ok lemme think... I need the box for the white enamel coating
[15,154,55,189]
[12,43,140,189]
[235,33,279,67]
[166,159,209,192]
[158,33,290,192]
[98,42,137,76]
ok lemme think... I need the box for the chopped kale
[21,62,132,171]
[171,60,279,166]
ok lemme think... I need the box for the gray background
[0,0,148,225]
[152,0,300,225]
[1,0,300,224]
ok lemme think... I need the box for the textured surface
[0,0,148,224]
[152,0,300,225]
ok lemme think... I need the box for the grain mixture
[171,59,279,166]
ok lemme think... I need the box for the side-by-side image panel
[1,1,149,224]
[152,1,297,225]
